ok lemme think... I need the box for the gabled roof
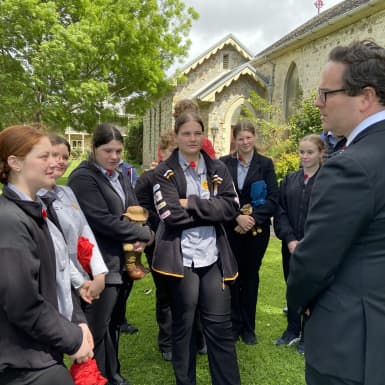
[180,33,254,75]
[254,0,384,60]
[192,62,269,102]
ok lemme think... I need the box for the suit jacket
[287,120,385,384]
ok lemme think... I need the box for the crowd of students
[2,39,385,385]
[0,106,306,385]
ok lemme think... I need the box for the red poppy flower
[77,237,94,274]
[42,209,48,219]
[70,358,107,385]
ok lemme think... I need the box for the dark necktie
[40,191,64,235]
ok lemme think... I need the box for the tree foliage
[0,0,198,130]
[242,91,322,182]
[242,91,292,155]
[289,91,322,146]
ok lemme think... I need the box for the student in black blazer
[220,121,278,345]
[287,40,385,385]
[69,123,153,385]
[274,134,324,354]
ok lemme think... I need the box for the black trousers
[146,253,173,352]
[228,228,270,337]
[83,284,120,380]
[83,273,133,380]
[306,364,362,385]
[281,244,301,335]
[0,364,74,385]
[116,272,134,328]
[168,262,241,385]
[147,253,205,354]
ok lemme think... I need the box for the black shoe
[241,332,257,345]
[119,322,139,334]
[108,373,131,385]
[161,351,172,361]
[275,329,300,346]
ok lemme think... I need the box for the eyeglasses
[317,88,348,104]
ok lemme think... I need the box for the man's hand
[288,240,299,254]
[69,323,94,363]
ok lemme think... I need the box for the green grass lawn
[120,237,306,385]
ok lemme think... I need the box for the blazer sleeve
[252,157,279,225]
[153,165,239,229]
[135,170,160,231]
[69,172,152,243]
[274,175,297,244]
[64,187,108,277]
[286,154,374,313]
[0,220,82,355]
[187,165,239,223]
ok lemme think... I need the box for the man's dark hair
[329,40,385,106]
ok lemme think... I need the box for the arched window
[284,62,302,119]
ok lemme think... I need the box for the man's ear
[360,86,377,111]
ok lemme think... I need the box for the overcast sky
[175,0,344,69]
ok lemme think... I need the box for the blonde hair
[300,134,325,165]
[300,134,325,152]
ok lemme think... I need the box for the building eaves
[255,0,383,60]
[193,62,269,102]
[180,33,254,75]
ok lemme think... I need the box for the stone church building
[142,0,385,166]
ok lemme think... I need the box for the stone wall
[142,95,173,166]
[143,45,251,166]
[143,5,385,166]
[207,76,264,156]
[255,8,385,120]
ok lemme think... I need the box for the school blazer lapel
[227,156,239,193]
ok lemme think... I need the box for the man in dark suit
[287,40,385,385]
